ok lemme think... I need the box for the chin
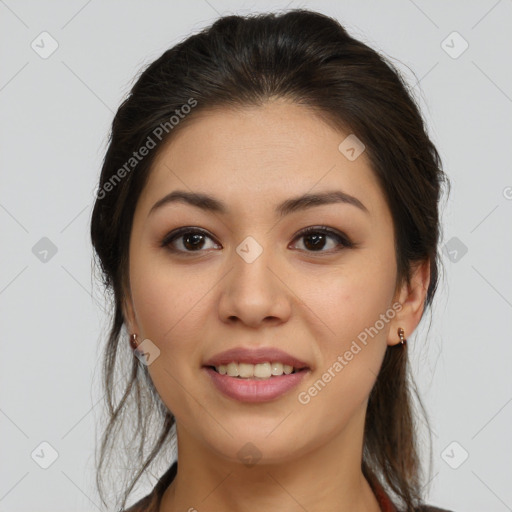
[198,429,312,468]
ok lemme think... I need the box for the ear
[387,259,431,346]
[121,282,140,336]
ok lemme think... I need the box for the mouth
[202,347,311,402]
[206,361,308,379]
[203,363,310,404]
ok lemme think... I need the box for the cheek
[292,256,396,436]
[296,253,397,348]
[129,253,214,346]
[129,257,214,415]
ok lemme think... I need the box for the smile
[212,361,302,379]
[203,366,309,403]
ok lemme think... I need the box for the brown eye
[291,226,353,253]
[181,232,207,250]
[161,228,220,253]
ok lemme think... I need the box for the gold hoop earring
[397,327,407,346]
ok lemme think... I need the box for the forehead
[136,101,385,218]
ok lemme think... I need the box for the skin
[123,99,430,512]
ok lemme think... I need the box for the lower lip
[203,367,309,403]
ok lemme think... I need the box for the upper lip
[203,347,310,369]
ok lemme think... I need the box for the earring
[397,327,407,346]
[129,333,139,350]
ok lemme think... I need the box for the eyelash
[160,225,354,255]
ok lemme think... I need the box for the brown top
[124,461,453,512]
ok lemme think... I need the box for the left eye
[161,226,352,254]
[290,226,352,252]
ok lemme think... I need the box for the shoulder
[121,493,155,512]
[121,461,178,512]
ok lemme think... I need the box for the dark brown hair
[90,9,448,511]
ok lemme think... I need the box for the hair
[90,8,449,512]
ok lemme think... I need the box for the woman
[90,9,452,512]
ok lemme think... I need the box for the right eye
[160,227,221,253]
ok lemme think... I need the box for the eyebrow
[148,189,369,218]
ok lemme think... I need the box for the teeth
[215,362,297,379]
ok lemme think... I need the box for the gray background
[1,0,511,511]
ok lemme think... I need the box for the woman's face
[124,100,419,465]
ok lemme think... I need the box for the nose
[217,243,292,329]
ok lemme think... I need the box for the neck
[159,407,382,512]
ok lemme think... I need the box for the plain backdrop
[1,1,511,511]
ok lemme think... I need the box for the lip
[203,366,310,403]
[203,347,310,369]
